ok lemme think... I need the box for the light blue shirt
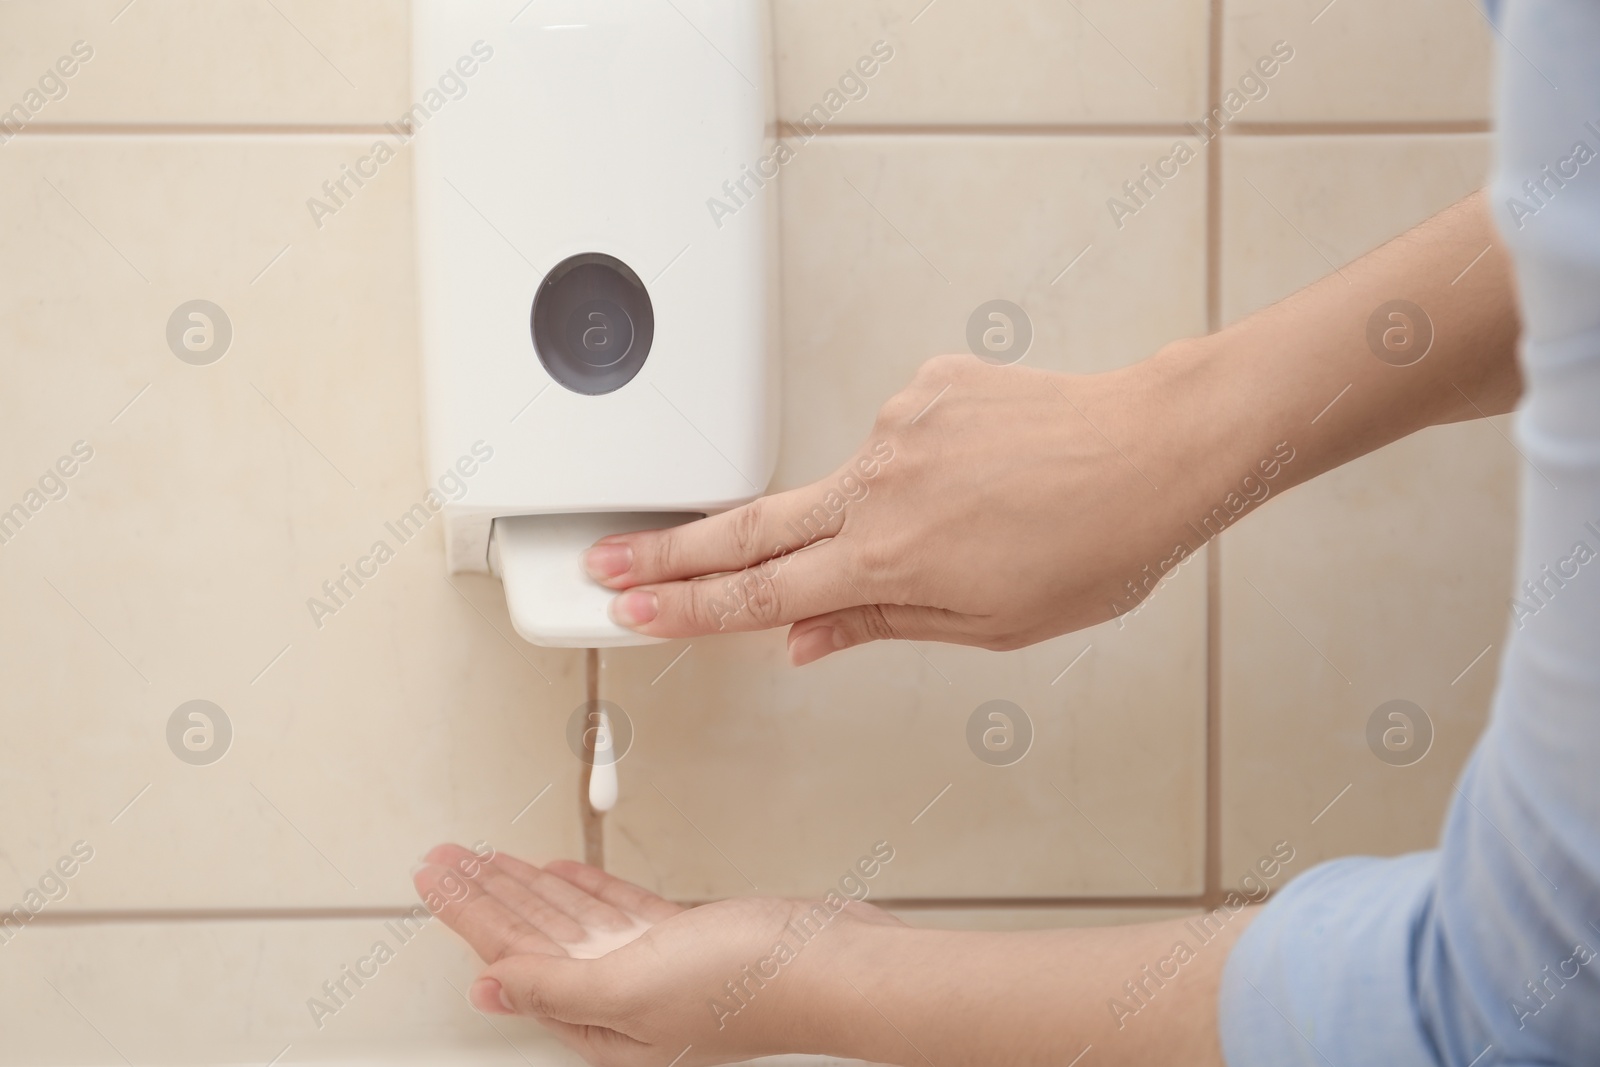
[1218,3,1600,1065]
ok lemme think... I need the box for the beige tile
[1221,135,1491,323]
[0,137,584,909]
[0,918,879,1066]
[600,135,1208,902]
[1219,135,1517,880]
[775,0,1208,125]
[1221,0,1493,123]
[0,1,407,126]
[602,613,1206,902]
[0,917,586,1065]
[782,134,1209,407]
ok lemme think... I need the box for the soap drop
[587,708,618,813]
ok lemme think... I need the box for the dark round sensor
[531,253,654,394]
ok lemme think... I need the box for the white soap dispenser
[411,0,779,648]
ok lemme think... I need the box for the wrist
[794,913,924,1064]
[1135,333,1278,491]
[1119,333,1293,531]
[1067,336,1303,621]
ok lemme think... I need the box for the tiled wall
[0,1,1508,1063]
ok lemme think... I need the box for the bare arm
[811,910,1255,1067]
[586,191,1519,660]
[1162,187,1519,497]
[418,845,1255,1067]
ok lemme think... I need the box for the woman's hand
[413,843,903,1067]
[416,844,1257,1067]
[583,350,1252,663]
[579,193,1520,666]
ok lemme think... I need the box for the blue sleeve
[1219,3,1600,1065]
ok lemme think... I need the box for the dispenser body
[412,0,779,646]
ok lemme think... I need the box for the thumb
[787,604,977,665]
[478,954,627,1024]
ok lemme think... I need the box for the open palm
[414,843,897,1066]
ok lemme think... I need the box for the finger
[611,542,863,639]
[489,851,635,931]
[484,953,629,1027]
[786,604,977,665]
[583,478,852,589]
[544,859,685,924]
[413,862,567,962]
[425,844,590,943]
[470,976,514,1015]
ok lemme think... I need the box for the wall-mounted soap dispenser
[412,0,779,648]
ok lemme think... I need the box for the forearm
[1136,189,1519,509]
[804,911,1256,1067]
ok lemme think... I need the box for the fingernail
[472,977,513,1015]
[789,626,844,666]
[584,543,632,582]
[611,590,658,628]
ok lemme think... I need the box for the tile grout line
[8,123,400,137]
[6,121,1494,141]
[789,121,1491,138]
[25,895,1209,925]
[785,121,1201,137]
[581,648,605,870]
[28,908,454,925]
[1229,120,1493,136]
[1202,0,1226,915]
